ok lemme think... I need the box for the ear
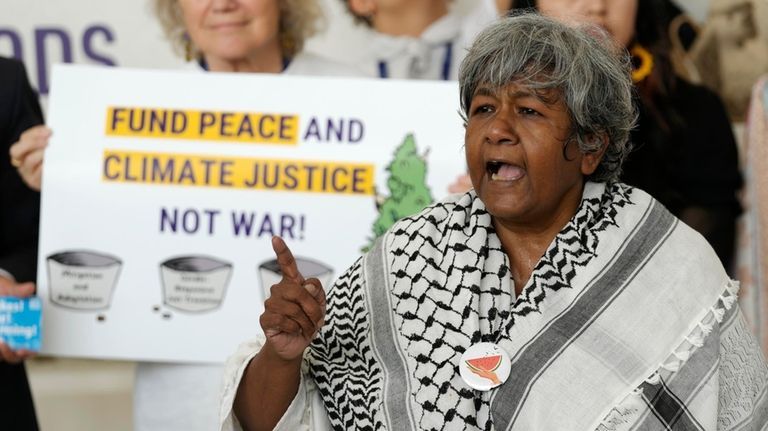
[348,0,377,17]
[580,132,609,176]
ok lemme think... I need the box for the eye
[518,107,540,116]
[471,104,495,116]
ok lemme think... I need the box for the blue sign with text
[0,297,42,351]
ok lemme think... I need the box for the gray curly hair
[154,0,322,60]
[459,13,637,183]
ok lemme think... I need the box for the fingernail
[304,283,317,295]
[316,320,324,329]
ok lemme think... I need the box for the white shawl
[220,182,768,430]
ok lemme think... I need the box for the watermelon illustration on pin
[459,342,511,391]
[466,355,502,384]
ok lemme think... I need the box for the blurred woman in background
[335,0,498,80]
[136,1,358,430]
[155,0,354,75]
[502,0,744,273]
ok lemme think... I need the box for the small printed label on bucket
[46,250,123,311]
[160,256,233,313]
[0,297,42,351]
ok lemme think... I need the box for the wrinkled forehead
[469,48,565,86]
[471,75,565,105]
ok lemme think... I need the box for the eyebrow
[473,86,538,100]
[507,89,538,99]
[473,86,497,98]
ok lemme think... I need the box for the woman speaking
[223,13,767,431]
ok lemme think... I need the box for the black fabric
[0,57,43,431]
[0,57,43,283]
[622,78,742,272]
[0,362,39,431]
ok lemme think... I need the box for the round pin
[459,342,511,391]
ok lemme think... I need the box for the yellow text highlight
[102,150,374,195]
[105,107,298,145]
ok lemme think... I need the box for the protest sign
[37,65,466,362]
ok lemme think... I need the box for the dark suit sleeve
[0,58,44,282]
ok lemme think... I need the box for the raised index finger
[271,236,304,285]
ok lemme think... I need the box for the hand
[260,237,326,361]
[9,125,51,192]
[0,276,37,363]
[0,342,35,364]
[448,173,473,194]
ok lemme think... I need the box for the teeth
[491,163,524,181]
[487,161,501,174]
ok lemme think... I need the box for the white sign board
[37,65,466,363]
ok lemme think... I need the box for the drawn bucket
[160,256,232,313]
[46,251,122,310]
[258,257,333,299]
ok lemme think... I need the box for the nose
[485,109,519,146]
[582,0,607,19]
[211,0,237,12]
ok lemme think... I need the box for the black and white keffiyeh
[220,182,768,431]
[306,181,633,429]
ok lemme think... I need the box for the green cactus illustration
[364,133,433,251]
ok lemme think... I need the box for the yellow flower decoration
[630,44,654,83]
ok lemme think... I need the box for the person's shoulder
[179,60,206,73]
[286,52,367,78]
[0,56,23,70]
[673,78,724,107]
[0,57,26,82]
[458,0,500,39]
[0,57,36,127]
[464,0,500,24]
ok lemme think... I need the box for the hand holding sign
[9,125,51,192]
[260,236,326,361]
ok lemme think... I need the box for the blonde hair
[154,0,323,60]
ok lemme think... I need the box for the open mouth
[487,161,525,181]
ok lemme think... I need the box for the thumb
[303,278,325,307]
